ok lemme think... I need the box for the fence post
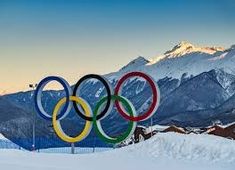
[93,135,96,153]
[71,143,75,154]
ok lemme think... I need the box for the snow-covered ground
[0,133,235,170]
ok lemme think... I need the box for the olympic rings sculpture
[34,72,160,144]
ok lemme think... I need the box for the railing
[0,139,113,154]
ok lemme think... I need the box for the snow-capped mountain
[160,41,224,58]
[119,56,149,72]
[1,41,235,149]
[108,41,235,83]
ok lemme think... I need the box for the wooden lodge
[162,125,186,134]
[207,124,235,140]
[122,123,235,146]
[133,126,157,143]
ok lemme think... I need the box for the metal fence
[0,139,112,154]
[39,147,112,154]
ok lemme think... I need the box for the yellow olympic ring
[52,96,92,143]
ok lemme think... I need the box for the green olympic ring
[93,95,137,144]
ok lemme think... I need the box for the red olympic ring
[114,71,160,121]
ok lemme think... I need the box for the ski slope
[0,133,235,170]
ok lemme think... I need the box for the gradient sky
[1,0,235,94]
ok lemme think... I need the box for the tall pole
[29,84,37,151]
[151,117,153,137]
[33,95,35,151]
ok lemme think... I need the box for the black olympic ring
[72,74,113,121]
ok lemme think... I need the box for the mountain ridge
[113,41,235,81]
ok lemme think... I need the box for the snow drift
[0,133,235,170]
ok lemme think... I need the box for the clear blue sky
[0,0,235,93]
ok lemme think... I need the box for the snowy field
[0,133,235,170]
